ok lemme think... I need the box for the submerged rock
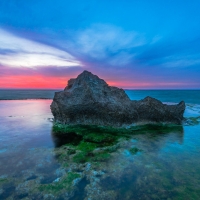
[51,71,185,126]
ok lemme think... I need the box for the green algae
[91,151,111,162]
[186,116,200,125]
[0,178,9,185]
[174,187,200,200]
[83,133,117,145]
[73,150,111,163]
[62,163,69,168]
[129,147,140,155]
[67,149,76,155]
[77,141,98,152]
[73,152,89,163]
[72,141,112,163]
[53,124,123,164]
[53,123,183,137]
[55,139,114,164]
[131,124,183,135]
[38,172,81,194]
[53,123,183,165]
[53,123,135,140]
[71,141,99,163]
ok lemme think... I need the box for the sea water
[0,89,59,100]
[0,90,200,199]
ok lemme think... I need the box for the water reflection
[135,124,184,142]
[95,124,198,200]
[0,99,52,117]
[51,130,83,148]
[0,100,200,200]
[50,123,187,200]
[133,125,184,153]
[0,100,62,200]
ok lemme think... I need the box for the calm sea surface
[0,90,200,199]
[0,89,200,104]
[0,89,59,100]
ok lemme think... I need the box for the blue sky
[0,0,200,89]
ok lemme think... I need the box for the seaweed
[53,123,182,165]
[38,172,81,194]
[0,178,9,185]
[186,116,200,125]
[129,147,140,155]
[53,123,183,137]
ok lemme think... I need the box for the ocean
[0,89,59,100]
[1,89,200,104]
[0,89,200,199]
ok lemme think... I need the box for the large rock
[51,71,185,127]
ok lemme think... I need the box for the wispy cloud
[0,22,200,89]
[71,24,146,65]
[160,55,200,68]
[0,28,81,68]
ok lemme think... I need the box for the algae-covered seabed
[0,100,200,200]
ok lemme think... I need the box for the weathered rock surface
[51,71,185,126]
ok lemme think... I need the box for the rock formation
[51,71,185,127]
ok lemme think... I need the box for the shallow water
[1,89,200,104]
[0,94,200,199]
[126,90,200,104]
[0,89,59,100]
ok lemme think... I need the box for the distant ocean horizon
[1,89,200,105]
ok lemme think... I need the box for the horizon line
[0,88,200,90]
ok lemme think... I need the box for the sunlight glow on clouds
[0,29,80,68]
[0,0,200,89]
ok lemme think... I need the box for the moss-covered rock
[129,147,141,155]
[38,172,81,194]
[0,178,9,185]
[53,123,183,138]
[53,123,183,166]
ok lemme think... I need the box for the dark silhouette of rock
[131,96,185,124]
[51,71,185,127]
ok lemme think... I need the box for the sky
[0,0,200,89]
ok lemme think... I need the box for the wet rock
[51,70,185,126]
[132,96,185,124]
